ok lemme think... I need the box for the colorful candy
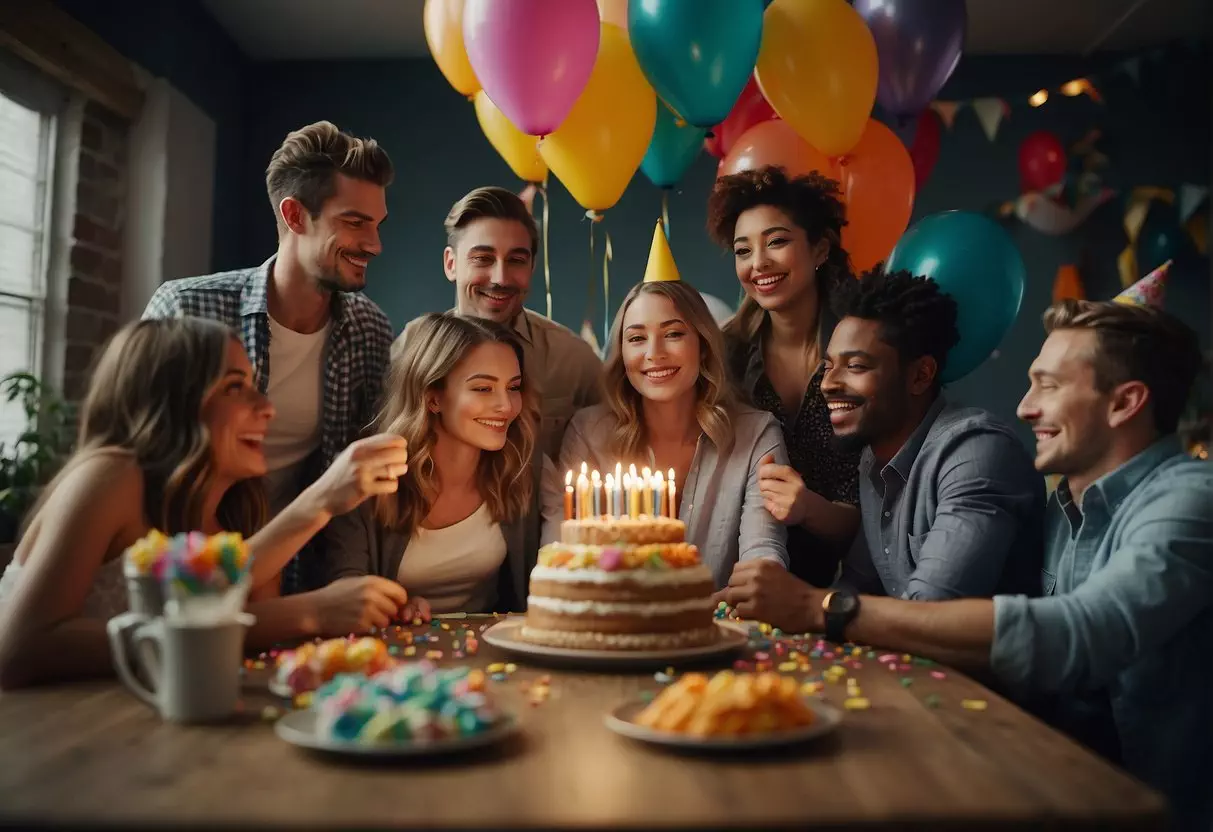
[274,637,395,695]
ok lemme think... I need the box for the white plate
[273,708,519,757]
[604,697,843,751]
[481,619,746,669]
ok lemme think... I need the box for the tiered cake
[520,515,718,651]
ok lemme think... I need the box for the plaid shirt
[142,255,393,591]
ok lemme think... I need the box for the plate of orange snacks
[269,636,397,698]
[605,670,842,750]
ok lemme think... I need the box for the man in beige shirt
[394,186,602,459]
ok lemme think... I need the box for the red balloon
[703,130,725,159]
[909,109,941,191]
[1018,130,1066,193]
[719,76,778,156]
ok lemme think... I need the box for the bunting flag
[1179,183,1209,223]
[929,100,961,130]
[1186,210,1208,255]
[1118,186,1175,287]
[1052,264,1086,302]
[971,98,1009,141]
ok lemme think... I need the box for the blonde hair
[602,282,738,461]
[373,313,538,536]
[28,318,265,537]
[265,120,394,228]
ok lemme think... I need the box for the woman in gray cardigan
[556,270,791,590]
[323,313,560,619]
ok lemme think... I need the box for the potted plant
[0,371,70,547]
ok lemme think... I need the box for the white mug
[123,568,166,617]
[108,612,254,723]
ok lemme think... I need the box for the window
[0,88,56,448]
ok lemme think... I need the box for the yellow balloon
[596,0,628,30]
[539,24,656,212]
[423,0,479,97]
[755,0,877,156]
[474,91,548,183]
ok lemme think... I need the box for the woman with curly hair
[707,165,861,586]
[324,313,559,619]
[558,274,790,589]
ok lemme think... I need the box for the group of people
[0,121,1206,829]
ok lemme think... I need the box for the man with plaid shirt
[143,121,394,594]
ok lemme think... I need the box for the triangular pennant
[643,221,681,283]
[1179,183,1209,223]
[1121,56,1141,86]
[1186,210,1208,255]
[1113,260,1170,308]
[1117,246,1139,289]
[930,100,960,130]
[1123,198,1151,244]
[1052,264,1086,302]
[971,98,1006,141]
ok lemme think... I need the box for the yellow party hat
[643,221,681,283]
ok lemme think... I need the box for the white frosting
[519,626,717,650]
[526,595,712,617]
[529,564,712,586]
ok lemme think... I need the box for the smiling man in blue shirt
[724,298,1210,830]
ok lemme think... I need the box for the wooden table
[0,615,1166,830]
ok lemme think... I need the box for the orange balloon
[719,118,915,274]
[424,0,479,97]
[839,119,915,272]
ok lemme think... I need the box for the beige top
[395,308,603,460]
[395,503,507,614]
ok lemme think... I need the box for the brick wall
[62,100,129,403]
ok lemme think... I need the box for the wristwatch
[822,589,860,644]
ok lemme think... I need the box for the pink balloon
[463,0,601,137]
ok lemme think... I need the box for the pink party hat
[1113,260,1170,308]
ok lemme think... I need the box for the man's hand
[757,454,812,527]
[715,558,821,633]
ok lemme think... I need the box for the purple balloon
[854,0,967,118]
[463,0,601,137]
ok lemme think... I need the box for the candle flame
[668,467,675,481]
[591,470,601,484]
[565,470,572,486]
[581,461,588,475]
[605,473,614,487]
[629,463,638,478]
[654,469,664,484]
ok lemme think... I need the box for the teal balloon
[629,0,765,128]
[641,103,706,189]
[887,211,1026,383]
[1137,201,1188,273]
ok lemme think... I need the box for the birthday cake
[520,515,718,651]
[311,661,503,743]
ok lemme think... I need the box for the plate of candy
[269,636,397,698]
[605,669,842,751]
[274,661,518,757]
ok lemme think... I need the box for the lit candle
[591,470,602,517]
[564,470,574,520]
[577,471,590,520]
[641,467,652,517]
[627,471,640,519]
[613,472,623,517]
[604,473,614,518]
[654,469,665,517]
[615,462,623,489]
[668,467,677,520]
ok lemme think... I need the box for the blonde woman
[559,272,790,589]
[708,165,862,587]
[324,313,558,619]
[0,317,411,688]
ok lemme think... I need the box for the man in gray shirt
[824,269,1044,600]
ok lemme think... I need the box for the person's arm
[990,480,1211,694]
[140,282,182,320]
[797,492,860,545]
[902,431,1042,601]
[739,423,790,567]
[0,454,142,688]
[320,502,377,583]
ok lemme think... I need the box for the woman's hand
[304,434,409,519]
[757,454,811,526]
[399,596,433,625]
[312,576,409,634]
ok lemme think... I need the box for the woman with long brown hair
[0,317,410,688]
[559,245,790,589]
[708,165,861,587]
[324,313,557,618]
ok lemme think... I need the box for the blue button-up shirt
[992,437,1212,831]
[840,397,1045,600]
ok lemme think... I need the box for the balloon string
[538,182,552,319]
[586,214,597,334]
[661,190,670,239]
[602,229,613,346]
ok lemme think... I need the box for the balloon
[703,131,726,159]
[908,108,942,192]
[887,211,1026,382]
[473,91,547,183]
[1138,201,1189,272]
[1018,131,1067,193]
[423,0,480,97]
[539,23,657,212]
[462,0,600,136]
[838,119,915,273]
[596,0,628,29]
[629,0,765,128]
[641,102,706,189]
[699,292,735,325]
[755,0,877,156]
[717,76,778,158]
[854,0,966,118]
[721,119,915,272]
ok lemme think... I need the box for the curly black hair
[832,267,961,385]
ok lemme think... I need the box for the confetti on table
[801,681,824,695]
[777,661,799,672]
[844,697,871,711]
[487,663,506,674]
[294,692,313,709]
[490,672,507,682]
[924,694,941,709]
[930,670,947,680]
[261,706,281,722]
[962,699,988,711]
[754,651,770,661]
[505,663,518,674]
[733,659,753,672]
[654,671,673,684]
[900,677,913,687]
[404,646,417,657]
[425,650,444,661]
